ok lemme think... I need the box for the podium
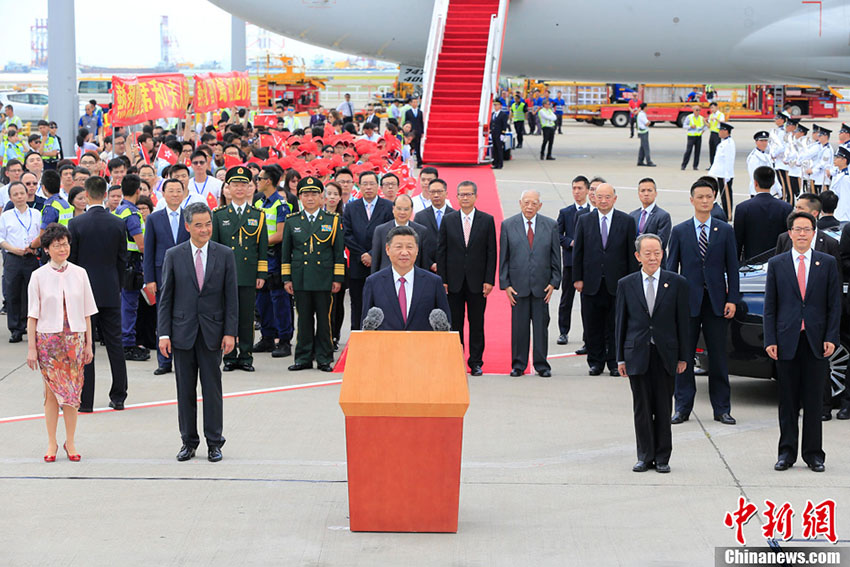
[339,330,469,532]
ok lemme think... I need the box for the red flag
[270,130,290,151]
[155,143,178,165]
[255,114,277,129]
[324,123,334,138]
[259,133,274,148]
[137,143,151,165]
[223,154,243,169]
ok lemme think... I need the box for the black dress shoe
[317,363,333,372]
[822,411,832,421]
[208,446,223,462]
[636,162,645,167]
[671,412,689,424]
[153,366,171,376]
[271,342,292,358]
[774,459,791,471]
[9,332,22,343]
[655,464,671,474]
[714,413,737,425]
[646,162,657,167]
[470,366,483,376]
[632,461,649,472]
[538,369,552,378]
[609,369,620,377]
[223,362,238,372]
[809,461,825,473]
[253,337,275,352]
[575,346,588,355]
[509,369,523,377]
[837,406,850,420]
[288,362,313,371]
[239,363,255,372]
[588,366,603,376]
[176,445,196,462]
[546,156,556,160]
[681,165,686,171]
[557,334,568,345]
[78,407,93,414]
[333,339,340,352]
[108,401,124,411]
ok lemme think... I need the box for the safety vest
[708,111,725,133]
[49,197,74,226]
[687,114,705,137]
[3,141,25,166]
[511,101,526,122]
[113,205,145,252]
[254,194,292,247]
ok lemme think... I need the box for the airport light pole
[231,16,247,72]
[47,0,78,155]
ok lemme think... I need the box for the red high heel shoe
[44,454,56,463]
[63,442,81,462]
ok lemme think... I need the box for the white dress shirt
[790,246,812,286]
[598,210,613,233]
[232,202,247,217]
[0,206,42,248]
[461,207,476,228]
[191,240,209,274]
[523,213,537,234]
[392,266,414,318]
[642,267,660,311]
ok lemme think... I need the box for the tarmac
[1,117,849,567]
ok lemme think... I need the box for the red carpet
[335,165,514,374]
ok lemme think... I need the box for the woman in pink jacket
[26,223,97,462]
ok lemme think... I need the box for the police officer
[252,164,295,358]
[113,174,148,362]
[211,166,268,372]
[510,92,526,149]
[282,177,345,373]
[681,105,706,170]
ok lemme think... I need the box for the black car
[695,226,847,401]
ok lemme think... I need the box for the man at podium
[361,225,450,331]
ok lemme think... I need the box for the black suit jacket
[733,193,793,262]
[837,223,850,283]
[157,240,239,351]
[556,203,590,267]
[818,216,840,231]
[615,270,690,376]
[143,207,190,287]
[68,206,128,308]
[342,197,394,279]
[436,209,497,293]
[572,209,639,296]
[775,230,842,283]
[711,203,728,223]
[361,266,451,331]
[415,205,454,236]
[489,109,509,136]
[404,108,424,135]
[370,220,434,273]
[629,205,672,250]
[763,250,841,360]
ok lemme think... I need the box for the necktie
[366,202,372,221]
[639,210,648,234]
[646,275,655,316]
[435,209,442,230]
[463,216,472,246]
[195,249,204,291]
[600,216,608,249]
[170,210,179,242]
[308,214,315,223]
[527,219,534,248]
[699,224,708,260]
[798,255,806,330]
[398,276,407,324]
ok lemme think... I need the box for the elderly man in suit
[362,225,450,331]
[667,178,741,425]
[573,183,639,376]
[629,178,672,250]
[158,203,238,463]
[370,194,433,273]
[499,190,561,377]
[437,180,497,376]
[765,211,841,473]
[143,178,191,376]
[69,176,129,412]
[734,165,793,263]
[556,175,592,345]
[342,170,393,330]
[616,234,689,473]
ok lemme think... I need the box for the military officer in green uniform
[282,177,345,372]
[211,166,268,372]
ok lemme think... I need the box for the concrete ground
[1,117,849,567]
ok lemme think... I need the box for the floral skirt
[37,314,85,409]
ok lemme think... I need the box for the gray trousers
[511,295,551,373]
[638,132,652,164]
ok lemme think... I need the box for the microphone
[362,307,384,330]
[429,309,451,332]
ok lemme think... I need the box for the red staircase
[423,0,501,164]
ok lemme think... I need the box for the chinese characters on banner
[111,74,190,127]
[723,497,838,545]
[193,71,251,113]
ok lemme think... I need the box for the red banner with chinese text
[193,71,251,113]
[111,74,190,126]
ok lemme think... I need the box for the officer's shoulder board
[213,205,227,212]
[286,211,300,219]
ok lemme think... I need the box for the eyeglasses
[191,160,206,166]
[457,192,475,198]
[790,227,814,234]
[23,181,38,186]
[30,140,41,145]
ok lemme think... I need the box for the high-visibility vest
[113,205,144,252]
[511,101,527,122]
[708,111,725,133]
[49,198,74,226]
[687,114,705,136]
[253,195,292,245]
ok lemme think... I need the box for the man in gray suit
[499,190,561,377]
[629,178,672,249]
[158,203,239,463]
[370,194,434,273]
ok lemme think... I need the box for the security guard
[680,105,706,170]
[282,177,345,372]
[211,166,268,372]
[510,92,526,148]
[252,165,295,358]
[706,102,726,168]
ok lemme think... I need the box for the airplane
[210,0,850,85]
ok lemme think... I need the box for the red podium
[339,330,469,532]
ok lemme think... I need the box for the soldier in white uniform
[799,124,822,193]
[786,122,808,197]
[810,126,833,193]
[769,112,792,202]
[829,147,850,221]
[746,131,781,198]
[839,123,850,152]
[708,122,736,217]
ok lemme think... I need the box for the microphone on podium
[362,307,384,330]
[429,309,451,332]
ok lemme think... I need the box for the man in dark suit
[158,203,238,463]
[775,193,841,281]
[404,96,424,168]
[630,178,672,249]
[342,170,393,330]
[414,179,455,265]
[370,194,434,273]
[362,225,450,331]
[499,190,561,377]
[667,178,741,425]
[573,184,639,376]
[69,176,129,412]
[616,234,690,473]
[764,211,841,473]
[556,175,591,345]
[816,190,840,230]
[143,178,190,375]
[489,99,509,169]
[437,180,497,375]
[734,166,793,263]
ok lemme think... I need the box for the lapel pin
[664,282,669,288]
[713,227,718,231]
[815,261,820,266]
